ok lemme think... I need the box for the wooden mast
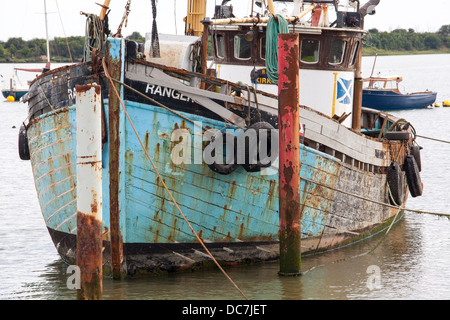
[186,0,207,37]
[267,0,276,16]
[188,0,208,81]
[99,0,111,20]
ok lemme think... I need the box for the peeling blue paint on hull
[26,96,399,275]
[22,36,407,276]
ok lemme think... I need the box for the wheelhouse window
[261,36,266,60]
[300,39,320,63]
[329,39,347,65]
[350,41,360,66]
[215,34,226,59]
[234,34,251,60]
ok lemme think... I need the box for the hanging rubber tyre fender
[18,123,30,161]
[204,131,239,175]
[241,122,279,173]
[387,161,403,206]
[404,155,423,198]
[384,130,410,141]
[410,145,422,172]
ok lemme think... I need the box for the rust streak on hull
[76,211,103,300]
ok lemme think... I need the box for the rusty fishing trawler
[20,0,424,277]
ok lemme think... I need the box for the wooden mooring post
[107,39,127,280]
[278,33,301,276]
[76,85,103,300]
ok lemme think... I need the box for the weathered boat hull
[362,89,437,110]
[23,39,409,276]
[27,104,401,274]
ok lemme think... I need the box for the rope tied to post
[265,14,289,84]
[83,14,107,62]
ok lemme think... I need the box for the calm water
[1,55,450,300]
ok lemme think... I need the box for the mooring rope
[301,206,404,275]
[265,14,289,84]
[102,58,249,300]
[300,176,450,218]
[83,14,106,62]
[301,181,405,274]
[55,0,74,63]
[37,80,55,111]
[416,134,450,144]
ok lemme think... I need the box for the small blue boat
[362,76,437,111]
[2,73,30,101]
[2,63,51,101]
[2,89,28,101]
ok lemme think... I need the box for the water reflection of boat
[362,76,437,111]
[20,0,424,277]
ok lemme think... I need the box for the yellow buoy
[443,100,450,107]
[435,103,441,107]
[6,96,15,102]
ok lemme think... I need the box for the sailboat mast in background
[44,0,50,63]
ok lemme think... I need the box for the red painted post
[278,33,301,276]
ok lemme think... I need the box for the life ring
[241,122,279,172]
[204,131,239,175]
[404,155,423,198]
[384,130,410,141]
[410,145,422,172]
[18,123,30,161]
[387,161,403,206]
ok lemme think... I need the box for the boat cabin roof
[363,76,403,83]
[363,76,403,91]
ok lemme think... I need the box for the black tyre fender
[18,123,30,161]
[204,131,239,175]
[240,122,279,172]
[384,130,410,141]
[387,161,403,206]
[404,155,423,198]
[411,145,422,172]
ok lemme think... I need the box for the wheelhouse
[211,25,363,72]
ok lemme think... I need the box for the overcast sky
[1,0,449,42]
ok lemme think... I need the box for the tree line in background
[0,36,84,63]
[364,25,450,54]
[0,32,144,63]
[0,26,449,63]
